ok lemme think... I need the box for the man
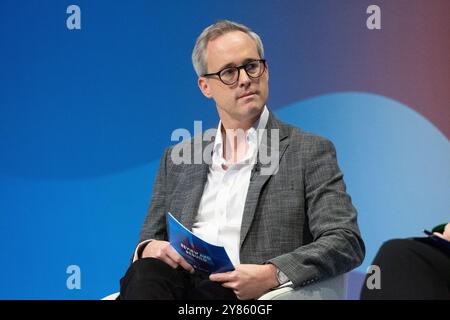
[120,20,365,300]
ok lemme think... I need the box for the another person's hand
[141,240,195,273]
[433,222,450,242]
[209,264,279,300]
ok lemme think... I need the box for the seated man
[360,223,450,300]
[119,20,365,300]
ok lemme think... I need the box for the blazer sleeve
[268,136,365,288]
[137,147,171,244]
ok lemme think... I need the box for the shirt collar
[212,105,269,167]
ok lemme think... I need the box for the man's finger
[433,232,444,239]
[166,245,195,273]
[209,272,232,282]
[160,255,179,269]
[220,281,236,290]
[178,258,195,274]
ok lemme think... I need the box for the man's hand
[209,264,279,300]
[433,222,450,242]
[141,240,195,274]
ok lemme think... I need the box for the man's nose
[238,68,251,87]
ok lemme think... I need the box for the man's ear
[265,62,269,81]
[198,77,213,99]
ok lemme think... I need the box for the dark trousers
[119,258,238,300]
[360,238,450,300]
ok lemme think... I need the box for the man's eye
[221,68,236,76]
[246,62,258,71]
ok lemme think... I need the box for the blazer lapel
[179,133,215,230]
[239,113,290,248]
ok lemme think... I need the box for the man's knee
[128,257,176,281]
[120,258,186,300]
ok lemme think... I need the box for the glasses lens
[217,60,265,85]
[220,67,238,84]
[245,61,263,77]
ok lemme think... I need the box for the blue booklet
[166,212,235,274]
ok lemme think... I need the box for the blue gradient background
[0,1,449,299]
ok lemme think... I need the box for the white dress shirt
[133,106,270,266]
[192,106,269,266]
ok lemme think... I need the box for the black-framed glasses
[202,59,266,85]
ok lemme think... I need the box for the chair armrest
[101,292,120,300]
[258,273,347,300]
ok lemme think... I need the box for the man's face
[198,31,269,128]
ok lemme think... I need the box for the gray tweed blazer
[138,112,365,288]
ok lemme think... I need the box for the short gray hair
[192,20,265,76]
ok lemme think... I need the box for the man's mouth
[238,91,256,99]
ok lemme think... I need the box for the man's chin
[235,103,264,122]
[238,99,263,111]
